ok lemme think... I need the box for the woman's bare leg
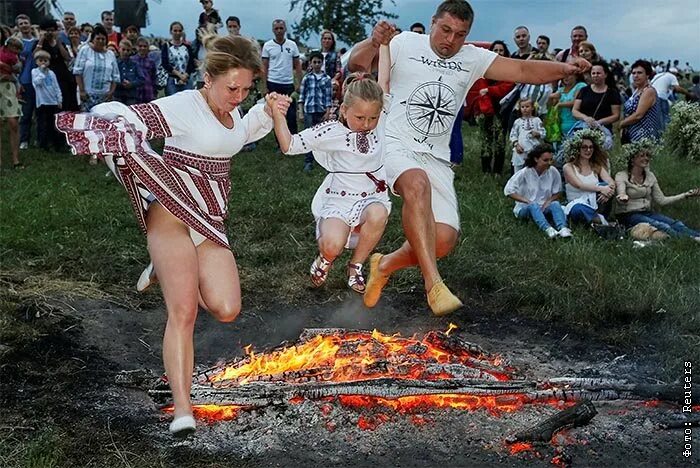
[318,218,351,262]
[197,239,241,323]
[146,203,200,419]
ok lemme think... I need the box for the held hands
[598,185,615,198]
[371,20,397,47]
[264,92,292,118]
[686,188,700,198]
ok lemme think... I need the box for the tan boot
[363,253,390,308]
[427,280,463,316]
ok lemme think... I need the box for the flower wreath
[561,128,606,162]
[621,138,658,164]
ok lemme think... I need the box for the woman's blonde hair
[203,35,263,78]
[342,72,383,109]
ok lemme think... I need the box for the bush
[664,101,700,162]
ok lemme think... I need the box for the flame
[445,323,458,336]
[162,404,243,421]
[209,329,503,384]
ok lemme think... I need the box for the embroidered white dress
[56,90,273,248]
[285,96,392,245]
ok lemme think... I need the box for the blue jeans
[19,84,36,144]
[658,98,670,128]
[621,212,699,238]
[303,112,325,164]
[568,204,599,224]
[517,201,567,232]
[165,77,190,96]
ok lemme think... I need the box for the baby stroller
[554,120,613,168]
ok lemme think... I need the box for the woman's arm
[571,98,589,122]
[598,104,620,127]
[268,94,292,153]
[620,88,656,127]
[508,193,531,204]
[651,179,690,206]
[599,167,615,188]
[614,171,629,202]
[378,43,390,94]
[563,164,607,193]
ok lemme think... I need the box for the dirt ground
[0,289,695,467]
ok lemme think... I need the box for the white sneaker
[136,262,157,292]
[558,227,573,238]
[545,227,558,239]
[19,142,28,150]
[169,415,196,437]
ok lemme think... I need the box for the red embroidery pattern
[356,132,370,154]
[163,146,230,178]
[130,103,172,139]
[55,110,231,249]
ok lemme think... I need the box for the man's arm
[347,20,396,73]
[261,57,269,93]
[293,57,302,91]
[485,55,590,85]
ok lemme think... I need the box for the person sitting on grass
[509,97,546,173]
[268,44,393,294]
[614,140,700,241]
[562,128,615,226]
[504,144,573,239]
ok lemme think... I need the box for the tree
[289,0,397,46]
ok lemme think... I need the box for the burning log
[507,401,597,443]
[539,378,689,404]
[145,328,684,416]
[149,378,536,408]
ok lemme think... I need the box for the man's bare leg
[364,169,462,314]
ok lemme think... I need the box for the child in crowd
[115,39,143,105]
[510,98,546,173]
[0,34,24,168]
[299,50,333,172]
[504,144,573,239]
[198,0,222,30]
[132,37,157,103]
[267,44,393,294]
[325,80,341,121]
[31,49,63,151]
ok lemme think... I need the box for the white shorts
[384,138,460,231]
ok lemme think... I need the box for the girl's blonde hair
[202,35,263,78]
[342,72,383,109]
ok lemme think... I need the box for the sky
[51,0,700,65]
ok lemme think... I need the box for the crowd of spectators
[1,5,698,242]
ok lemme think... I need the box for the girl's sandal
[347,262,366,294]
[310,254,333,288]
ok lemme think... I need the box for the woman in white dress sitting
[57,36,290,436]
[268,44,393,294]
[562,129,615,226]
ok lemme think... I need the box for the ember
[149,327,687,435]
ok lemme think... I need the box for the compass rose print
[404,77,456,137]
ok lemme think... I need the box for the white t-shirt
[262,38,299,84]
[651,72,679,101]
[386,31,497,161]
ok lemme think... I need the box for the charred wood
[507,400,597,443]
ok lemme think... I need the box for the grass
[1,122,699,466]
[2,124,699,329]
